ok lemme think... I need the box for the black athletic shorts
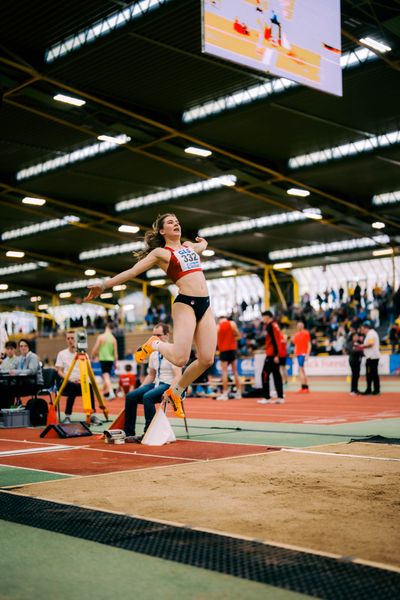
[279,356,287,366]
[100,360,114,374]
[174,294,210,323]
[219,350,237,364]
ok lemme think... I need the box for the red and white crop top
[165,246,203,283]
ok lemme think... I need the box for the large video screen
[202,0,342,96]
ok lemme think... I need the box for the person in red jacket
[258,310,284,405]
[216,316,241,400]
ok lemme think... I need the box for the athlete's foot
[134,336,159,363]
[164,388,185,418]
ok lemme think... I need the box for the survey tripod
[53,351,109,424]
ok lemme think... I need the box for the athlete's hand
[183,237,208,252]
[194,236,207,246]
[84,285,103,301]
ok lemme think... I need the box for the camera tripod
[53,351,109,424]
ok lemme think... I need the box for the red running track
[67,391,400,425]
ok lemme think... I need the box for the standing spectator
[91,322,118,399]
[293,321,311,393]
[357,321,381,395]
[345,332,363,395]
[216,316,242,400]
[388,324,399,354]
[258,310,284,405]
[354,283,361,303]
[55,330,97,424]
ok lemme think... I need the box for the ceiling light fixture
[56,278,102,291]
[84,269,96,276]
[112,284,127,291]
[199,209,321,238]
[16,136,130,181]
[359,37,391,53]
[100,292,113,299]
[289,128,400,169]
[118,225,140,234]
[269,235,390,261]
[6,251,25,258]
[45,0,172,63]
[30,296,41,301]
[183,48,378,124]
[273,262,293,269]
[287,188,310,197]
[222,269,238,277]
[0,284,9,290]
[22,196,47,206]
[302,209,323,220]
[0,290,27,300]
[38,304,49,310]
[0,262,48,277]
[372,222,385,230]
[97,134,131,145]
[59,292,72,298]
[53,94,86,106]
[184,147,212,157]
[372,248,393,257]
[1,215,80,241]
[150,279,166,286]
[79,241,144,261]
[115,175,237,212]
[372,191,400,206]
[202,249,215,257]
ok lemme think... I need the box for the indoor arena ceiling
[0,0,399,310]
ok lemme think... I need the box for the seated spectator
[7,338,44,404]
[0,340,20,409]
[124,323,181,443]
[0,341,19,372]
[328,331,346,355]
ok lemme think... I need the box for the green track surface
[0,520,312,600]
[0,466,71,488]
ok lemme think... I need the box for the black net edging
[0,492,399,599]
[349,435,400,445]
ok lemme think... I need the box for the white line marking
[282,448,400,462]
[84,446,201,462]
[0,445,84,457]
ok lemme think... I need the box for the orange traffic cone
[46,401,58,426]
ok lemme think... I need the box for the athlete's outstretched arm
[182,236,208,254]
[84,250,161,301]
